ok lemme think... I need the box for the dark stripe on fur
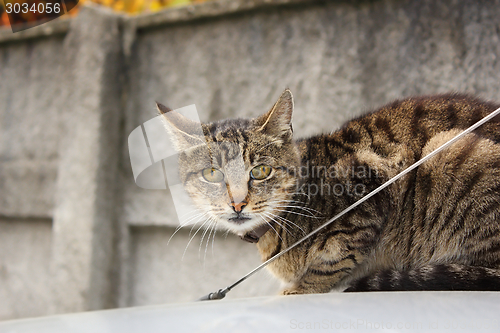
[309,267,351,276]
[318,226,375,251]
[345,264,500,292]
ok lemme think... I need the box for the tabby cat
[159,90,500,294]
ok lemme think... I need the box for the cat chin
[221,219,265,237]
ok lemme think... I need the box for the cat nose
[230,201,247,213]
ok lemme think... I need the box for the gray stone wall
[0,32,65,320]
[1,0,500,321]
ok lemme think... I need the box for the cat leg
[276,193,386,295]
[345,264,500,292]
[281,251,363,295]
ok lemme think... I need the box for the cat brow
[256,141,278,152]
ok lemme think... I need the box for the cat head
[159,89,300,237]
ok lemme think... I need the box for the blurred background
[1,0,500,322]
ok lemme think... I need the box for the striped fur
[161,90,500,294]
[345,264,500,291]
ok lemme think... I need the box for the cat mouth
[228,216,252,224]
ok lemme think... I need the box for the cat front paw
[281,285,310,295]
[281,283,335,295]
[281,288,302,295]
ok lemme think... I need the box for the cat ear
[157,102,205,151]
[257,89,294,139]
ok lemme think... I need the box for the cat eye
[250,165,272,180]
[201,168,224,183]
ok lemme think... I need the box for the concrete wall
[1,0,500,321]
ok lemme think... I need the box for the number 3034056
[5,2,61,14]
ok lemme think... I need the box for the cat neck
[239,223,274,243]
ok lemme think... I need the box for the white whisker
[262,212,295,237]
[211,222,218,256]
[274,205,319,218]
[203,218,217,264]
[199,217,214,260]
[167,212,207,245]
[266,211,307,235]
[273,208,320,219]
[273,199,323,215]
[294,191,311,200]
[259,213,285,241]
[182,218,211,260]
